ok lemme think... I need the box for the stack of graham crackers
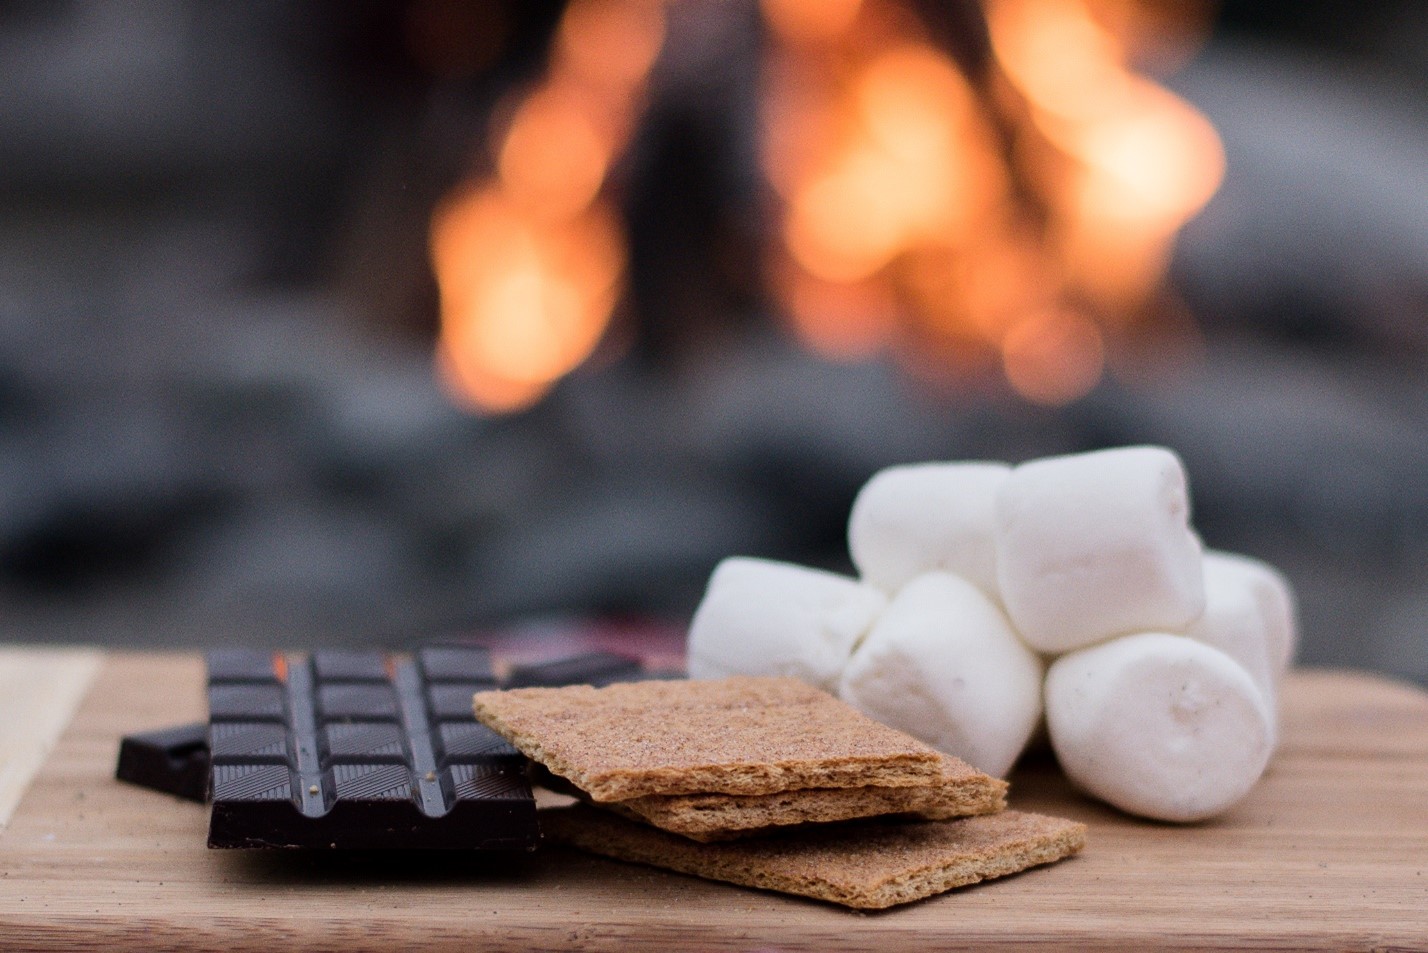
[473,675,1085,910]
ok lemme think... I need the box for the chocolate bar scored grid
[206,646,538,849]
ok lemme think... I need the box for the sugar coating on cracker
[473,676,944,802]
[541,805,1086,910]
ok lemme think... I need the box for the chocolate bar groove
[206,648,536,849]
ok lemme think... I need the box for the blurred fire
[764,0,1223,404]
[428,0,665,413]
[429,0,1222,412]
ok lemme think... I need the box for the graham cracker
[473,676,944,802]
[602,754,1007,842]
[540,805,1087,910]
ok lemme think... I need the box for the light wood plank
[0,647,102,828]
[0,653,1424,951]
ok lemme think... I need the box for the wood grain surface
[0,648,102,828]
[0,652,1424,952]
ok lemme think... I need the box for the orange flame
[767,20,1010,358]
[558,0,667,93]
[986,0,1224,319]
[433,0,1221,412]
[430,0,665,414]
[431,187,625,413]
[496,83,611,222]
[782,45,987,284]
[764,0,1222,403]
[763,0,865,44]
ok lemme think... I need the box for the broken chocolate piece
[115,721,211,802]
[506,651,644,688]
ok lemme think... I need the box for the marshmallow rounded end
[1187,553,1283,724]
[685,557,886,693]
[1203,549,1298,677]
[1045,633,1273,822]
[847,461,1009,597]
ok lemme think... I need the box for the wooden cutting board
[0,650,1424,951]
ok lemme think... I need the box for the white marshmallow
[1186,553,1282,707]
[1045,633,1273,822]
[847,462,1010,598]
[686,557,886,693]
[995,446,1205,653]
[838,572,1044,778]
[1203,550,1298,677]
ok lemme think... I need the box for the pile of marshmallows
[686,446,1296,822]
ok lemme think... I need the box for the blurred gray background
[1,0,1425,685]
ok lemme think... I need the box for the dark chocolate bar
[115,646,688,847]
[205,646,536,850]
[115,721,210,802]
[505,651,644,688]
